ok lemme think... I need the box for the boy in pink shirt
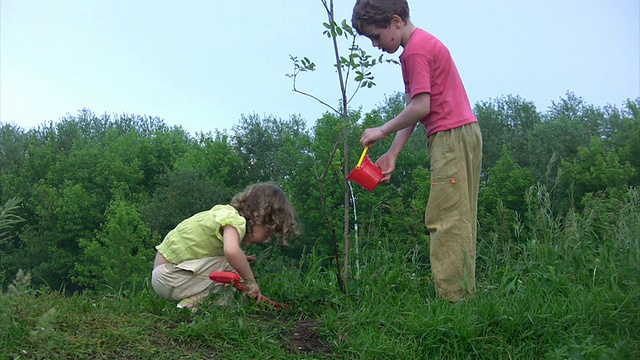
[353,0,482,302]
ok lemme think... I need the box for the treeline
[0,92,638,293]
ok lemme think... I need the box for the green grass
[2,190,639,359]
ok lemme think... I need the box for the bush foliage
[0,93,638,293]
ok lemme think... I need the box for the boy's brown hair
[230,182,299,245]
[352,0,410,34]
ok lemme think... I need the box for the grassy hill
[2,190,639,359]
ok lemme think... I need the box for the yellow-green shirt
[156,205,246,264]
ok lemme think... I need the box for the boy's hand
[360,126,387,148]
[246,255,257,262]
[375,152,397,183]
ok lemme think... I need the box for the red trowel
[209,271,288,310]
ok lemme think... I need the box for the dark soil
[283,319,334,356]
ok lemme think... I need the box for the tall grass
[2,188,638,359]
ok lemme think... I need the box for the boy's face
[360,16,404,54]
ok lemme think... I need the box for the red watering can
[347,146,383,191]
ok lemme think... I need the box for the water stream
[348,181,360,280]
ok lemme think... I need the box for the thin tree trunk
[325,0,350,292]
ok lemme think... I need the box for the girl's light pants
[151,256,236,305]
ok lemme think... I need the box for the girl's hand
[246,255,257,263]
[244,280,261,299]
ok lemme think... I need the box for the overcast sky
[1,0,639,135]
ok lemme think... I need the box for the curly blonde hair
[230,182,299,245]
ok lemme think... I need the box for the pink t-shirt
[400,28,477,137]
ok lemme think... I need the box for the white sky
[1,0,639,135]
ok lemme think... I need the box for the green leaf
[342,20,354,36]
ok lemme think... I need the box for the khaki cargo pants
[151,257,238,306]
[426,122,482,302]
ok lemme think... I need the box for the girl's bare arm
[222,226,260,297]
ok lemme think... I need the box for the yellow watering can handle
[356,146,369,169]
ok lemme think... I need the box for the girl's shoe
[177,297,198,310]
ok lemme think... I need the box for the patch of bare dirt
[283,320,333,356]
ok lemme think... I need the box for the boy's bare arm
[387,92,417,156]
[371,93,416,181]
[382,92,430,137]
[388,123,415,157]
[361,93,430,148]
